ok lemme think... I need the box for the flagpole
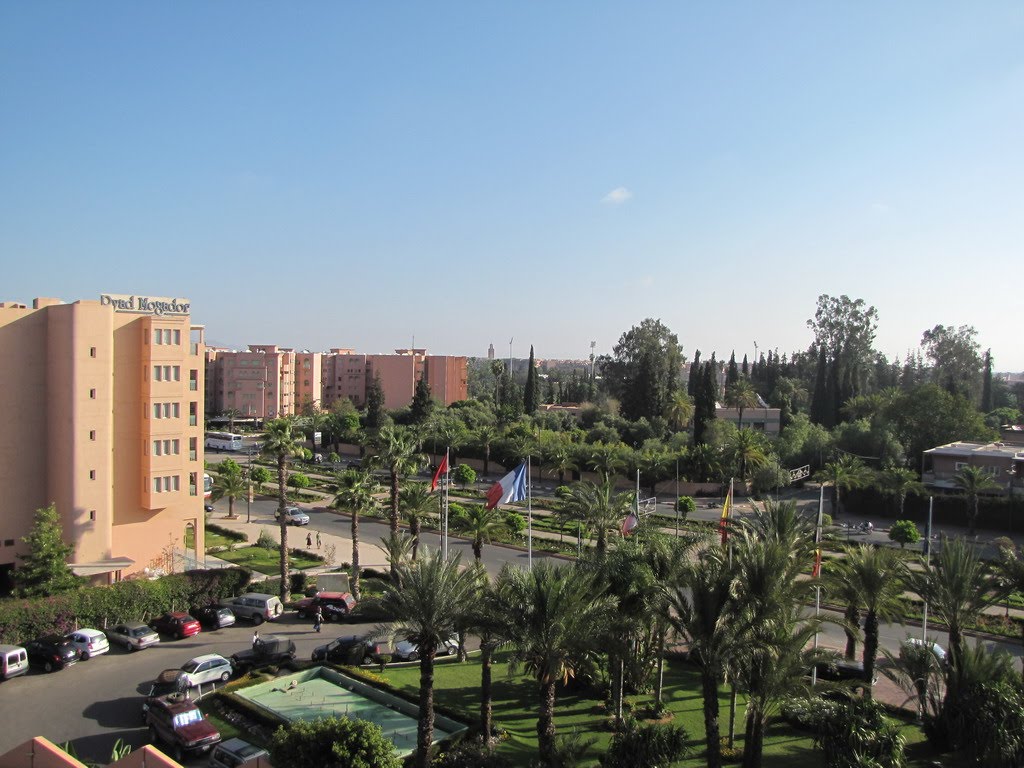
[443,447,450,561]
[527,455,533,570]
[922,496,932,642]
[811,484,824,686]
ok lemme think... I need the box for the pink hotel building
[206,346,468,417]
[0,295,207,590]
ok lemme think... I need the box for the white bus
[203,473,213,499]
[205,432,244,451]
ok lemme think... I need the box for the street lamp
[246,445,254,524]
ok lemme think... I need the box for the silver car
[106,622,160,652]
[65,628,110,660]
[393,634,459,662]
[275,506,310,525]
[181,654,233,687]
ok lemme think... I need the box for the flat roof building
[0,295,206,591]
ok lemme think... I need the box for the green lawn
[214,546,323,574]
[203,530,239,550]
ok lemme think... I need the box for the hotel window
[189,370,198,391]
[173,329,181,345]
[173,366,180,381]
[89,430,96,440]
[90,347,96,358]
[154,404,162,419]
[189,437,197,460]
[172,402,180,418]
[153,365,162,381]
[90,470,96,480]
[89,388,96,399]
[172,439,180,454]
[153,329,162,345]
[154,477,162,493]
[163,329,172,345]
[189,472,198,496]
[153,440,162,456]
[189,402,198,426]
[89,510,96,521]
[171,475,180,491]
[163,439,172,455]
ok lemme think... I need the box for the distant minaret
[487,343,495,360]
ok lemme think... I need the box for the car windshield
[181,661,201,673]
[172,709,203,728]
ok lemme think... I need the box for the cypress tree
[523,345,540,414]
[727,351,739,384]
[810,347,829,426]
[15,504,82,597]
[981,349,993,412]
[741,353,749,377]
[410,374,434,424]
[688,350,702,396]
[365,373,386,430]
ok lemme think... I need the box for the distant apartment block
[207,346,468,416]
[715,397,782,435]
[0,295,206,590]
[922,440,1024,493]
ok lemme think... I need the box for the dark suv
[230,635,296,674]
[146,694,221,762]
[311,634,384,666]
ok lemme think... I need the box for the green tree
[694,358,719,445]
[261,418,304,602]
[664,390,695,433]
[375,550,480,768]
[807,294,879,422]
[269,716,401,768]
[370,424,424,540]
[879,467,924,518]
[453,505,504,562]
[299,404,330,455]
[725,378,760,430]
[600,319,684,422]
[211,471,247,518]
[410,375,435,425]
[496,561,612,767]
[953,465,1000,537]
[474,425,501,477]
[523,345,540,415]
[333,468,379,600]
[452,464,476,488]
[726,428,769,483]
[726,350,739,385]
[981,349,994,412]
[14,504,82,597]
[364,372,387,431]
[399,482,436,559]
[561,478,635,558]
[889,384,994,468]
[888,520,920,549]
[921,323,982,399]
[813,455,871,517]
[249,465,271,491]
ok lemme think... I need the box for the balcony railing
[189,381,198,391]
[189,416,197,426]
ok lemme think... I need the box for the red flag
[430,454,448,492]
[812,548,822,579]
[621,512,639,536]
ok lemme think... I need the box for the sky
[2,3,1022,370]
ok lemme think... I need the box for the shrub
[287,473,311,489]
[888,520,920,549]
[602,721,690,767]
[256,528,278,551]
[269,716,403,768]
[250,466,272,488]
[452,464,477,487]
[799,696,906,768]
[505,511,526,537]
[431,740,513,768]
[205,523,248,543]
[677,496,697,515]
[328,452,341,463]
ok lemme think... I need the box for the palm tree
[664,390,695,433]
[333,468,379,601]
[688,443,723,483]
[370,424,424,539]
[211,471,246,519]
[261,418,304,601]
[993,545,1024,653]
[474,425,500,477]
[561,478,635,558]
[879,467,925,518]
[379,533,415,587]
[299,405,330,456]
[822,558,864,660]
[462,570,510,741]
[545,443,577,485]
[634,446,671,497]
[666,542,737,768]
[496,561,613,767]
[221,408,242,434]
[726,429,768,483]
[725,378,760,430]
[399,482,436,559]
[830,545,906,698]
[813,454,870,517]
[374,550,479,768]
[452,505,504,562]
[587,444,627,484]
[953,465,1000,537]
[905,536,1002,670]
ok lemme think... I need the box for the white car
[275,506,310,525]
[65,628,110,660]
[900,638,947,665]
[393,635,459,662]
[180,654,233,687]
[106,622,160,652]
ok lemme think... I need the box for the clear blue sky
[2,3,1022,369]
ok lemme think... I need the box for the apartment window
[173,366,180,381]
[954,462,968,471]
[89,470,96,480]
[153,440,162,456]
[189,370,198,391]
[189,472,198,496]
[153,329,162,345]
[90,347,96,357]
[153,365,162,382]
[154,404,162,419]
[189,437,197,461]
[89,510,96,521]
[189,401,198,426]
[89,389,96,399]
[172,439,180,455]
[3,540,14,547]
[163,329,172,344]
[89,430,96,441]
[171,475,180,491]
[172,402,180,418]
[154,477,162,493]
[173,329,181,345]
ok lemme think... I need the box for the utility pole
[508,338,514,381]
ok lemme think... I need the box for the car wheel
[297,611,306,619]
[220,671,230,682]
[81,651,90,661]
[172,745,184,763]
[43,661,54,673]
[127,642,136,652]
[408,652,419,662]
[252,614,264,626]
[148,727,159,744]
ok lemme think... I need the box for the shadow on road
[82,697,145,729]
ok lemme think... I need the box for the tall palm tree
[994,545,1024,654]
[561,478,635,558]
[726,429,768,483]
[879,467,925,518]
[688,443,723,483]
[452,505,504,562]
[496,561,613,767]
[370,425,424,539]
[333,468,379,601]
[474,425,500,477]
[587,444,627,484]
[813,454,870,517]
[261,418,304,601]
[221,408,242,434]
[399,482,436,559]
[666,542,737,768]
[379,533,415,587]
[374,550,480,768]
[545,443,577,485]
[822,558,863,660]
[953,465,1000,537]
[830,545,906,698]
[725,378,760,430]
[664,389,695,433]
[462,569,510,741]
[905,536,1002,669]
[211,471,246,519]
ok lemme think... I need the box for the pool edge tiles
[233,666,468,757]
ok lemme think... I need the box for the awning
[70,556,135,577]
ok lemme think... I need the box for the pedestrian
[313,607,323,633]
[316,531,321,550]
[306,532,312,548]
[252,630,260,648]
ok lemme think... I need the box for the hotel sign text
[100,294,191,316]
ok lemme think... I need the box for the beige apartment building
[208,346,468,416]
[0,295,206,591]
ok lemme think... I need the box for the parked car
[181,654,234,687]
[143,669,190,722]
[0,645,29,681]
[65,628,110,660]
[230,635,296,674]
[294,591,356,621]
[811,659,876,685]
[222,593,284,625]
[25,635,80,673]
[900,638,947,666]
[274,506,310,525]
[204,504,215,514]
[149,612,201,640]
[208,738,269,768]
[146,693,221,762]
[106,622,161,652]
[393,634,459,662]
[192,605,237,630]
[311,634,384,666]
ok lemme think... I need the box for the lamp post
[1007,466,1017,533]
[246,445,254,524]
[675,456,680,536]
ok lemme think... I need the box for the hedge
[0,567,251,645]
[206,523,249,543]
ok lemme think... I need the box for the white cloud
[601,186,633,205]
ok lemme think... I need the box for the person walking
[252,630,261,648]
[306,532,312,548]
[313,606,323,633]
[316,531,321,550]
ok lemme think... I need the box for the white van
[0,645,29,681]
